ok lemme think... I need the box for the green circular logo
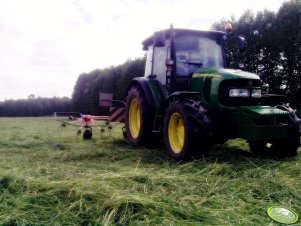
[267,207,298,224]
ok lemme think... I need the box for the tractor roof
[142,28,226,50]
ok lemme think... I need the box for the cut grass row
[0,117,300,225]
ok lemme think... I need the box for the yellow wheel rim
[168,113,185,153]
[129,98,141,139]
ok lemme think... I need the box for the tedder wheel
[125,86,155,146]
[164,100,211,160]
[83,128,92,140]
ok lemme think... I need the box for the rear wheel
[125,86,155,146]
[164,100,211,160]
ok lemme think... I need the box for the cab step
[152,108,163,133]
[152,114,163,133]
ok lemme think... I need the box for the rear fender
[129,77,166,109]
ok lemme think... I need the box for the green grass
[0,117,300,225]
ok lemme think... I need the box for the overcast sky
[0,0,286,100]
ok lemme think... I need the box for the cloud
[0,0,285,100]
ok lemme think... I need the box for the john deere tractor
[125,25,301,160]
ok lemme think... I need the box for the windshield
[175,35,224,76]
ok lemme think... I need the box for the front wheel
[164,100,211,160]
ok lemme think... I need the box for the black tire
[125,86,155,146]
[164,100,211,160]
[83,128,92,140]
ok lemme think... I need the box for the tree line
[0,0,300,116]
[0,58,145,117]
[0,97,71,117]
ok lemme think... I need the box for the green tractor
[125,25,301,160]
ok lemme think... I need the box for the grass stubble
[0,117,300,225]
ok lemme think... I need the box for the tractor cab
[142,29,226,92]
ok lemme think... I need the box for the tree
[71,58,145,114]
[276,0,301,105]
[212,0,301,107]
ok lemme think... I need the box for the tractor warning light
[225,23,232,33]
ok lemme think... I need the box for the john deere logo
[267,207,299,224]
[248,80,253,86]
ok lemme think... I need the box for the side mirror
[238,36,247,51]
[153,31,165,47]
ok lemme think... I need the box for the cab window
[175,35,224,76]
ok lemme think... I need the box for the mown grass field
[0,117,300,225]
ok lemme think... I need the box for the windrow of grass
[0,117,300,225]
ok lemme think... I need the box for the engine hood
[192,68,260,80]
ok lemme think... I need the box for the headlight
[229,89,250,97]
[251,89,261,98]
